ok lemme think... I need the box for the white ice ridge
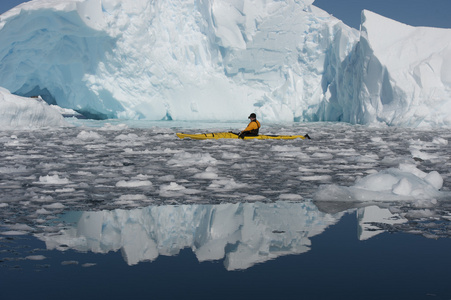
[313,164,448,202]
[37,201,341,270]
[0,87,69,129]
[0,0,450,126]
[335,10,451,127]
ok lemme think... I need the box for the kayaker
[239,113,261,138]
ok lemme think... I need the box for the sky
[314,0,451,29]
[0,0,451,29]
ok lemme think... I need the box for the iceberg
[0,87,69,129]
[313,164,448,202]
[330,10,451,126]
[0,0,450,126]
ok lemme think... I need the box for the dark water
[1,211,451,300]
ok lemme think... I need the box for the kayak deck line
[176,132,311,140]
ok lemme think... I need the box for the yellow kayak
[176,132,310,140]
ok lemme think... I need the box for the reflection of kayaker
[238,113,261,139]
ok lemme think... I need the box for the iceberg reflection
[316,200,451,240]
[35,200,451,270]
[38,201,342,270]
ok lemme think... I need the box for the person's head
[248,113,256,120]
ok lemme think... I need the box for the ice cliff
[334,10,451,127]
[0,0,450,126]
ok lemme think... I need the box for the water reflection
[37,201,342,270]
[316,200,451,240]
[32,200,451,270]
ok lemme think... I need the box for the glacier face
[0,0,358,121]
[0,0,450,126]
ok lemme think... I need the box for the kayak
[176,132,310,140]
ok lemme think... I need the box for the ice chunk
[25,255,46,261]
[314,166,448,202]
[43,203,66,209]
[424,171,443,190]
[392,178,412,196]
[278,194,303,201]
[116,180,152,188]
[167,152,217,167]
[77,131,103,141]
[193,167,219,179]
[0,88,69,129]
[37,175,71,185]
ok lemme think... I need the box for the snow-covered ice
[314,165,446,202]
[0,88,69,129]
[0,0,450,126]
[338,10,451,127]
